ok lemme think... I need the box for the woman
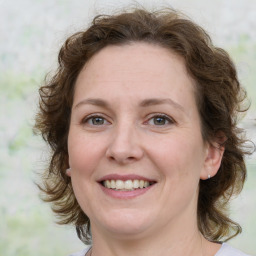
[35,7,254,256]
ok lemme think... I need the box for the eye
[147,114,175,126]
[82,115,110,126]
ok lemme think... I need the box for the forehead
[79,42,190,82]
[74,42,196,108]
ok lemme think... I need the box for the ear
[66,168,71,177]
[200,141,225,180]
[65,155,71,177]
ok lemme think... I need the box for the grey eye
[91,117,105,125]
[82,114,111,127]
[147,114,174,127]
[153,117,168,125]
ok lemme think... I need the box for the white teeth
[116,180,124,189]
[102,179,153,190]
[110,180,116,189]
[133,180,139,188]
[106,180,111,188]
[124,180,133,190]
[144,181,149,188]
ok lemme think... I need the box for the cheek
[67,132,102,213]
[146,132,205,178]
[68,132,104,175]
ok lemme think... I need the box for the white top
[69,243,252,256]
[215,243,251,256]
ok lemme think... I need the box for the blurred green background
[0,0,255,255]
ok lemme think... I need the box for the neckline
[215,243,229,256]
[84,243,229,256]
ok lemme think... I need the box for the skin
[67,42,224,256]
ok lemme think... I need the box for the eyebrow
[74,98,185,113]
[74,98,110,109]
[139,98,185,112]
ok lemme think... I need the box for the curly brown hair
[34,7,254,244]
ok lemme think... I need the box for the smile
[102,179,155,191]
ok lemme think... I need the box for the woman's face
[68,42,216,239]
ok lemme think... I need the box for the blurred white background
[0,0,255,255]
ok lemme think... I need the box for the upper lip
[97,174,156,183]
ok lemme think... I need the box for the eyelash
[82,114,110,126]
[81,113,175,127]
[145,113,175,126]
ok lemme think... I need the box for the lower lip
[99,183,155,199]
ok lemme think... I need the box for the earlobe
[66,168,71,177]
[200,142,225,180]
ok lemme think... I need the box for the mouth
[98,175,157,199]
[100,179,156,191]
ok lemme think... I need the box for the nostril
[127,156,135,160]
[105,142,144,164]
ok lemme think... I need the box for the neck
[90,218,206,256]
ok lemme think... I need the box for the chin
[92,209,154,238]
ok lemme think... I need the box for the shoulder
[68,247,90,256]
[215,243,252,256]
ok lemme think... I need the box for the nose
[106,124,144,165]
